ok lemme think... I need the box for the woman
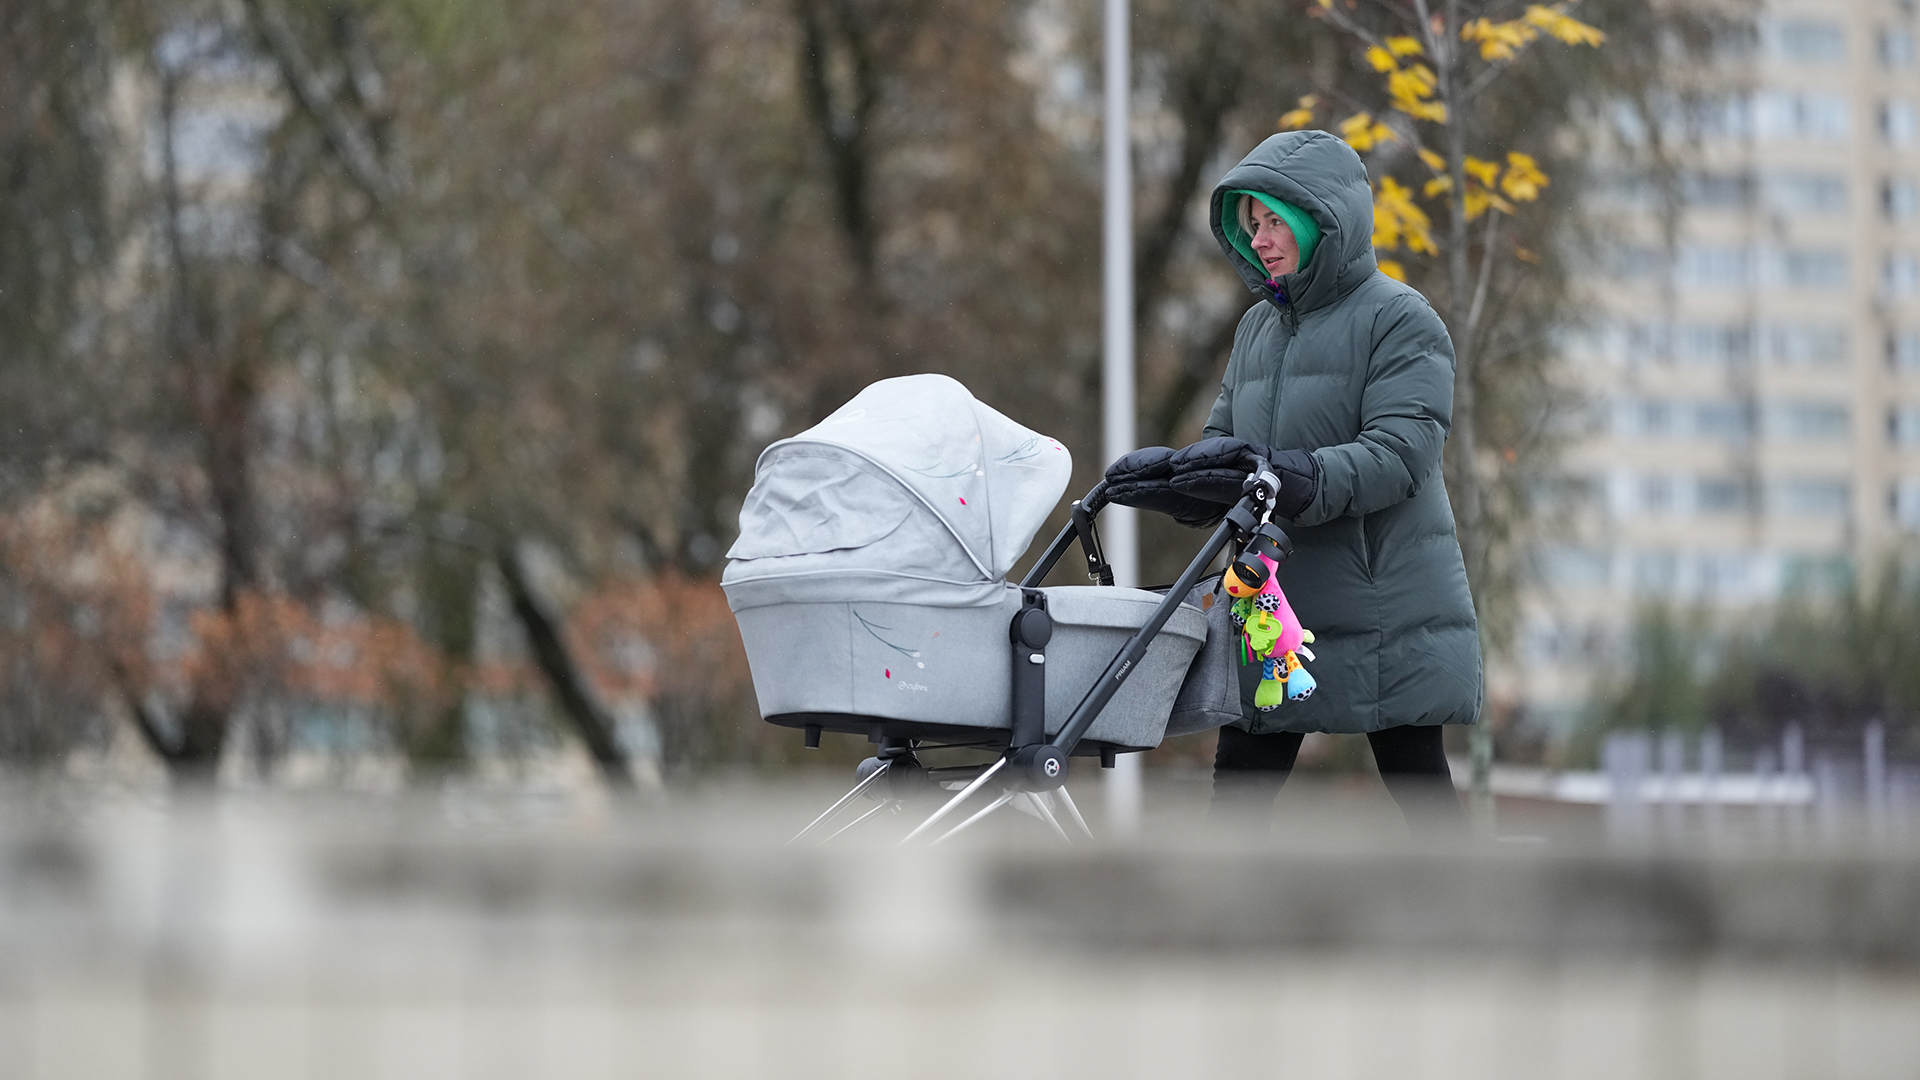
[1179,130,1481,834]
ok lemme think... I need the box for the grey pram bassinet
[722,374,1209,754]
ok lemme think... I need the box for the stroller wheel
[885,756,933,800]
[854,754,934,801]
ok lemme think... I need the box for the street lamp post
[1101,0,1141,835]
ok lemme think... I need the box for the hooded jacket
[1204,130,1481,734]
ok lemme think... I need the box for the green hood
[1209,131,1379,312]
[1222,190,1322,276]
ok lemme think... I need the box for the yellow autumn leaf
[1279,94,1320,130]
[1374,176,1436,255]
[1378,258,1408,281]
[1416,146,1447,171]
[1317,0,1332,8]
[1463,187,1517,222]
[1365,45,1398,72]
[1500,151,1550,200]
[1372,182,1404,250]
[1385,35,1426,58]
[1424,175,1452,197]
[1338,111,1398,151]
[1524,4,1606,47]
[1460,16,1538,61]
[1387,65,1437,103]
[1463,155,1500,187]
[1393,97,1449,124]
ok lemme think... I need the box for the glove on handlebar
[1101,446,1228,529]
[1167,436,1319,519]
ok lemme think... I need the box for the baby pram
[722,374,1284,843]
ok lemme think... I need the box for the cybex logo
[895,680,929,693]
[1042,758,1061,778]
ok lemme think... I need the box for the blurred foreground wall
[3,784,1918,1079]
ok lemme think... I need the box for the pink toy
[1222,552,1317,710]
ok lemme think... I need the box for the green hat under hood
[1222,189,1322,277]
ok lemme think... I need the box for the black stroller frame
[789,454,1285,845]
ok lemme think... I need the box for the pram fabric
[724,374,1207,751]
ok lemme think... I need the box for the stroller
[722,374,1286,843]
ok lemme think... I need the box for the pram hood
[722,374,1072,610]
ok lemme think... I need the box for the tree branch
[496,541,635,789]
[1134,15,1242,335]
[1464,207,1501,350]
[241,0,397,205]
[794,0,880,276]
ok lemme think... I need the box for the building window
[1884,101,1918,145]
[1884,26,1916,68]
[1771,402,1852,440]
[1780,553,1854,591]
[1695,402,1755,442]
[1770,19,1846,62]
[1697,552,1752,597]
[1633,550,1680,593]
[1773,478,1851,517]
[1887,178,1919,219]
[1540,546,1610,589]
[1689,95,1752,140]
[1686,171,1753,209]
[1888,253,1920,296]
[1777,249,1849,289]
[1641,475,1676,514]
[1616,398,1678,438]
[1677,246,1752,287]
[1767,172,1847,213]
[1754,92,1850,141]
[1894,331,1920,372]
[1660,247,1858,290]
[1892,406,1920,445]
[1768,324,1849,367]
[1623,322,1670,366]
[1676,323,1753,368]
[1696,477,1749,512]
[1896,480,1920,530]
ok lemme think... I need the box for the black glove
[1102,446,1227,528]
[1168,436,1319,519]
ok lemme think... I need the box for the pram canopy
[723,374,1073,610]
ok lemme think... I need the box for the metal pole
[1102,0,1142,836]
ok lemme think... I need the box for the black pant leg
[1366,724,1468,837]
[1209,726,1305,825]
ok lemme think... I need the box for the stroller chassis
[790,458,1284,845]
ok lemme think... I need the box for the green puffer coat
[1204,130,1481,734]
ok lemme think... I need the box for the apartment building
[1519,0,1920,723]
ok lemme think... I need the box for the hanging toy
[1221,528,1317,712]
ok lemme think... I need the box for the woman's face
[1247,201,1300,278]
